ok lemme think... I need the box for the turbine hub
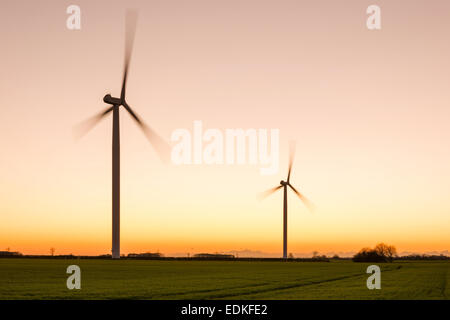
[280,180,287,186]
[103,94,122,106]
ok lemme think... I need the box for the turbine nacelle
[280,180,288,186]
[103,94,122,106]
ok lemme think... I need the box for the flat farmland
[0,259,448,299]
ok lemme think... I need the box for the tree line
[352,243,397,262]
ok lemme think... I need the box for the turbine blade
[287,141,296,183]
[123,103,170,162]
[258,185,282,200]
[73,107,113,139]
[121,10,138,101]
[288,184,315,212]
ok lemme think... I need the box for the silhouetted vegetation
[353,243,397,262]
[1,247,448,261]
[310,251,330,261]
[127,252,164,258]
[396,254,450,261]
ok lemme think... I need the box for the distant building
[193,253,235,259]
[0,251,22,257]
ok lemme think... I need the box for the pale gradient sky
[0,0,449,256]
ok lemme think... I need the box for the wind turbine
[75,11,169,259]
[260,143,314,259]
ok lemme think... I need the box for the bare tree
[50,247,55,256]
[386,245,397,262]
[375,243,389,256]
[354,243,397,262]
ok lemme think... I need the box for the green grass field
[0,259,448,299]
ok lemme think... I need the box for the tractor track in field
[147,281,275,299]
[125,274,368,299]
[148,266,403,299]
[145,273,366,299]
[205,273,366,299]
[202,266,403,299]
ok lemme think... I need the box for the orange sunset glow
[1,0,449,257]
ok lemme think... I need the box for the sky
[0,0,449,257]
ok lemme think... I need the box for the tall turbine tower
[76,11,169,259]
[260,143,314,259]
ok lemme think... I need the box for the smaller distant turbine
[260,143,314,259]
